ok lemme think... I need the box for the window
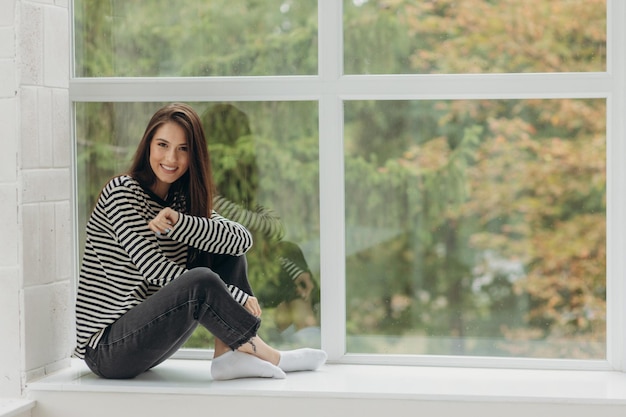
[343,0,605,74]
[74,0,318,76]
[344,98,605,359]
[72,1,619,369]
[75,100,321,349]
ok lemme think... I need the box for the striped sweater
[74,175,253,359]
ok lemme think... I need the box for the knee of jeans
[186,267,225,293]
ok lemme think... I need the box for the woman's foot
[210,351,286,381]
[277,348,327,372]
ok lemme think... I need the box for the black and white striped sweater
[74,176,253,358]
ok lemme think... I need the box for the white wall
[0,0,72,398]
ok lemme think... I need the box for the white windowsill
[0,398,35,417]
[26,358,626,405]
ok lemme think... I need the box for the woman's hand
[149,207,180,235]
[244,296,262,317]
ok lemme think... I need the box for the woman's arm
[102,181,186,287]
[167,210,253,256]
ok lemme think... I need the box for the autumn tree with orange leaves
[343,0,606,358]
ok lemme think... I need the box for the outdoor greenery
[74,0,606,358]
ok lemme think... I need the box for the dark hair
[128,103,215,216]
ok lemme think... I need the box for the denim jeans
[84,253,260,379]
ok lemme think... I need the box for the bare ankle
[213,339,231,358]
[237,337,280,366]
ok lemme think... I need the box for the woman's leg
[189,252,256,357]
[84,267,267,379]
[191,253,284,377]
[191,252,328,377]
[192,252,253,293]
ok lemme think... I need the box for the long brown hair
[128,103,215,216]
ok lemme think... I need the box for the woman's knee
[183,267,225,293]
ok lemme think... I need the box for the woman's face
[149,122,190,199]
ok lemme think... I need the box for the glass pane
[344,98,606,359]
[344,0,606,74]
[76,101,321,349]
[74,1,318,77]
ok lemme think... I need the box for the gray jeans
[84,254,260,379]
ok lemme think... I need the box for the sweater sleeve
[227,284,250,306]
[102,183,186,287]
[168,211,253,256]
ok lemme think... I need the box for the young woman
[73,103,326,380]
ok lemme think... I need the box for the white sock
[278,348,327,372]
[210,351,286,381]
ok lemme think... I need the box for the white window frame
[69,0,626,372]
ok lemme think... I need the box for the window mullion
[318,96,347,361]
[318,0,347,360]
[606,0,626,372]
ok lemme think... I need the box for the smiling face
[149,122,189,199]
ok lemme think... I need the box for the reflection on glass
[74,1,318,77]
[344,0,606,74]
[344,99,606,359]
[75,101,321,349]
